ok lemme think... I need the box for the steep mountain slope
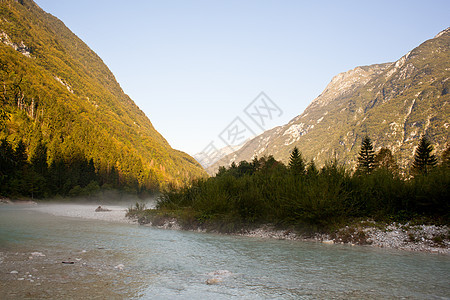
[0,0,206,190]
[209,28,450,174]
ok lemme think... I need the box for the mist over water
[1,204,449,299]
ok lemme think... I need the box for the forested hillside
[0,0,206,198]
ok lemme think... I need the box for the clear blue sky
[35,0,449,155]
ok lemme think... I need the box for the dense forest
[0,137,130,198]
[129,136,449,231]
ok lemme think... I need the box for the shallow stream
[0,205,449,299]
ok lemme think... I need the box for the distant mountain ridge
[0,0,206,190]
[209,28,450,174]
[193,139,249,169]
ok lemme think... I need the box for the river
[0,204,449,299]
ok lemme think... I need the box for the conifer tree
[0,139,15,191]
[14,140,28,169]
[306,159,319,178]
[356,136,375,174]
[288,147,305,175]
[29,141,49,198]
[412,136,437,175]
[31,142,48,176]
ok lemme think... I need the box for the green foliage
[151,141,449,231]
[126,202,147,218]
[375,147,398,174]
[356,136,375,174]
[0,138,102,198]
[412,136,438,176]
[288,147,306,176]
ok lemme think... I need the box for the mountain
[0,0,206,193]
[209,28,450,174]
[193,140,248,169]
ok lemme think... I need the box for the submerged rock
[30,252,45,257]
[206,278,221,285]
[207,270,232,277]
[95,206,111,212]
[206,269,232,285]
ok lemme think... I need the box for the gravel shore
[239,222,450,254]
[138,216,449,254]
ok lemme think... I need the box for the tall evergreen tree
[0,139,14,172]
[14,140,28,169]
[30,142,48,176]
[9,140,29,195]
[306,159,319,178]
[48,157,66,195]
[288,147,305,176]
[29,141,49,198]
[412,136,437,175]
[0,139,15,193]
[356,136,375,174]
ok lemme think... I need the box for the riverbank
[2,201,448,254]
[238,222,449,254]
[127,209,449,254]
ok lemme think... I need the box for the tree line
[154,136,449,230]
[0,138,127,199]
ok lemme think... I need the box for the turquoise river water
[0,205,449,299]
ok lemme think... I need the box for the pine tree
[0,139,15,173]
[29,141,49,198]
[14,140,28,169]
[9,140,29,195]
[356,136,375,174]
[306,159,319,178]
[412,136,437,175]
[0,139,15,193]
[288,147,305,176]
[30,142,48,176]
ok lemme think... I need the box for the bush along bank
[127,137,450,253]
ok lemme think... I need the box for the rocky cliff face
[209,28,450,174]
